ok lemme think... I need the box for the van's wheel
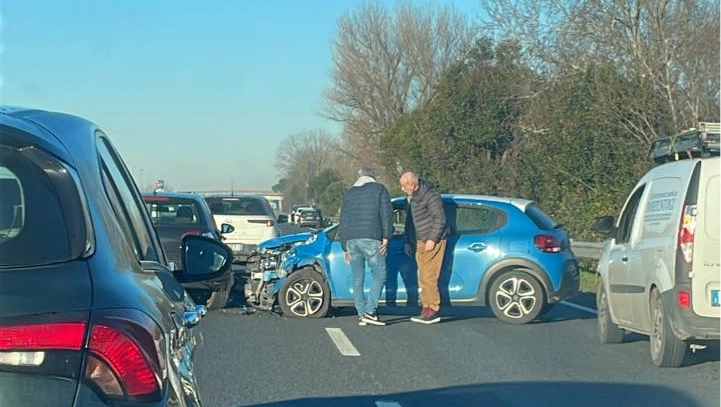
[279,268,330,318]
[597,280,624,343]
[488,270,544,324]
[650,289,686,367]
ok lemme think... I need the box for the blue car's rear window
[524,203,560,230]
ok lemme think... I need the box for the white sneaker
[360,313,386,326]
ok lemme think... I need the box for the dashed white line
[376,402,402,407]
[325,327,360,356]
[560,300,597,315]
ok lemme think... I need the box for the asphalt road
[194,274,720,407]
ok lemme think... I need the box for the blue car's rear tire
[488,269,544,324]
[279,268,330,318]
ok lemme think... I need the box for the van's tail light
[677,291,690,309]
[534,234,562,253]
[0,310,166,402]
[678,204,696,264]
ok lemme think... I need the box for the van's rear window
[0,145,87,267]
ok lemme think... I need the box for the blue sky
[0,0,480,192]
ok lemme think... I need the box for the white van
[594,124,720,367]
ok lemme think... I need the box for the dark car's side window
[617,185,646,244]
[97,137,160,262]
[454,204,507,235]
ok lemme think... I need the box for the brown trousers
[415,239,446,311]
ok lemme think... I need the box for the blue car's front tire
[279,267,331,318]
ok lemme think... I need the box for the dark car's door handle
[468,242,487,252]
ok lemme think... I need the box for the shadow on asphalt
[234,381,704,407]
[326,301,596,325]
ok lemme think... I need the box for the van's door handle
[621,255,628,262]
[468,243,487,252]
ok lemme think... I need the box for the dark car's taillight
[533,234,562,253]
[0,322,86,351]
[0,310,167,402]
[86,309,166,401]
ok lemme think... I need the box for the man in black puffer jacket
[339,167,394,326]
[400,171,448,324]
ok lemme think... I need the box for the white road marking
[560,300,597,315]
[325,327,360,356]
[376,402,402,407]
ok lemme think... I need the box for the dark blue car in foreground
[246,195,579,324]
[0,105,232,406]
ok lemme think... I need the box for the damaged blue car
[244,195,579,324]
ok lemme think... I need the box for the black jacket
[338,180,393,251]
[405,178,447,243]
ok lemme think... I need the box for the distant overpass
[195,190,286,214]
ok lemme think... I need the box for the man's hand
[424,240,436,252]
[380,238,388,255]
[343,251,350,264]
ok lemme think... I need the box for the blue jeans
[347,238,386,316]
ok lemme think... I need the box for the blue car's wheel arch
[475,257,553,305]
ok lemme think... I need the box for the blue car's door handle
[468,242,487,252]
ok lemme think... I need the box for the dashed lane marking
[560,300,597,315]
[325,327,360,356]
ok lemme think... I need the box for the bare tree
[483,0,720,142]
[275,129,342,204]
[323,1,478,173]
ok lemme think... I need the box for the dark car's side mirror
[177,235,233,281]
[277,214,288,223]
[220,223,235,234]
[593,216,617,236]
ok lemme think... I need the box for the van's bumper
[662,287,720,341]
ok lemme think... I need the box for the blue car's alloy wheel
[489,270,544,324]
[279,268,331,318]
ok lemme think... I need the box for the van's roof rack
[648,122,720,164]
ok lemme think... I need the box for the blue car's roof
[392,194,533,211]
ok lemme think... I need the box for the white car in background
[205,194,280,263]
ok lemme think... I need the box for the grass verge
[579,268,599,293]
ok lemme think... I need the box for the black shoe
[360,312,386,326]
[410,307,440,324]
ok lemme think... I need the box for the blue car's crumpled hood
[258,232,312,250]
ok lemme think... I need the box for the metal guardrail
[570,240,605,260]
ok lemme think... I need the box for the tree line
[273,0,719,240]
